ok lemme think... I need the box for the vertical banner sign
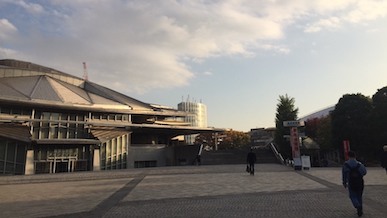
[291,127,300,158]
[343,140,350,160]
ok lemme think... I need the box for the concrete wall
[129,144,201,167]
[131,144,170,167]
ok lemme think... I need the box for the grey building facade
[0,59,222,175]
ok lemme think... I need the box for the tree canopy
[370,87,387,148]
[274,94,298,159]
[330,93,372,158]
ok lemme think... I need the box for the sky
[1,0,387,132]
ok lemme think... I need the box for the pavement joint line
[297,171,387,216]
[115,188,335,207]
[45,175,145,218]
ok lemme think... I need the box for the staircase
[201,146,280,165]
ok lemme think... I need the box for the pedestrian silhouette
[342,151,367,217]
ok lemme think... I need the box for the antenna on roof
[83,62,88,81]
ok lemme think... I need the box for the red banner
[291,127,300,159]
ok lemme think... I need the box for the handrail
[269,142,285,164]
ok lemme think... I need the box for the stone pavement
[0,164,386,218]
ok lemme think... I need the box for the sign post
[283,120,304,170]
[343,140,350,161]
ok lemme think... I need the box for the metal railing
[269,142,285,164]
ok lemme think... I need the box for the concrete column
[25,149,35,175]
[93,147,100,171]
[126,133,134,168]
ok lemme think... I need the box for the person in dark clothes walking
[246,148,257,175]
[381,145,387,174]
[342,151,367,217]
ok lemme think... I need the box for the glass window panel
[69,114,76,121]
[69,124,76,138]
[15,163,24,175]
[101,114,108,120]
[16,144,25,163]
[0,140,6,161]
[101,143,106,159]
[92,113,100,120]
[5,162,15,173]
[50,123,59,139]
[42,112,50,120]
[22,109,32,116]
[0,161,4,172]
[78,115,85,121]
[60,113,68,120]
[12,108,22,115]
[58,126,67,139]
[51,113,59,121]
[40,149,47,160]
[108,114,115,121]
[34,111,41,119]
[6,142,16,162]
[32,121,40,139]
[41,122,49,139]
[0,107,11,114]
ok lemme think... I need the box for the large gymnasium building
[0,59,222,175]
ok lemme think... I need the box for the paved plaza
[0,164,386,218]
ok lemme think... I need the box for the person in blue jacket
[342,151,367,217]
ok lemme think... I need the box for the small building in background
[177,99,208,144]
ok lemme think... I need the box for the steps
[201,147,280,165]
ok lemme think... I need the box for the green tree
[274,94,298,159]
[331,94,372,159]
[370,86,387,155]
[219,130,250,149]
[305,116,333,151]
[315,115,333,151]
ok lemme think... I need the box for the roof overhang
[0,123,31,143]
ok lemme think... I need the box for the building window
[0,138,26,175]
[134,161,157,168]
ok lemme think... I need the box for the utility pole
[83,62,88,81]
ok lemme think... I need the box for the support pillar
[93,146,100,171]
[25,149,35,175]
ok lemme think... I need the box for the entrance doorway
[51,159,76,173]
[55,161,68,173]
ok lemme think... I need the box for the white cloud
[304,17,341,33]
[304,0,387,33]
[203,71,213,76]
[0,19,17,41]
[344,0,387,23]
[2,0,44,14]
[1,0,387,94]
[17,0,44,14]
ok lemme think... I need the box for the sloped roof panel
[90,128,130,143]
[1,76,39,97]
[31,76,62,101]
[0,123,31,143]
[48,77,91,105]
[0,81,29,100]
[88,92,125,106]
[84,82,152,110]
[57,80,91,102]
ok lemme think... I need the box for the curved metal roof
[0,59,183,115]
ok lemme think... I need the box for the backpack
[345,163,364,191]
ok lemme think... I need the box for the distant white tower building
[178,98,208,144]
